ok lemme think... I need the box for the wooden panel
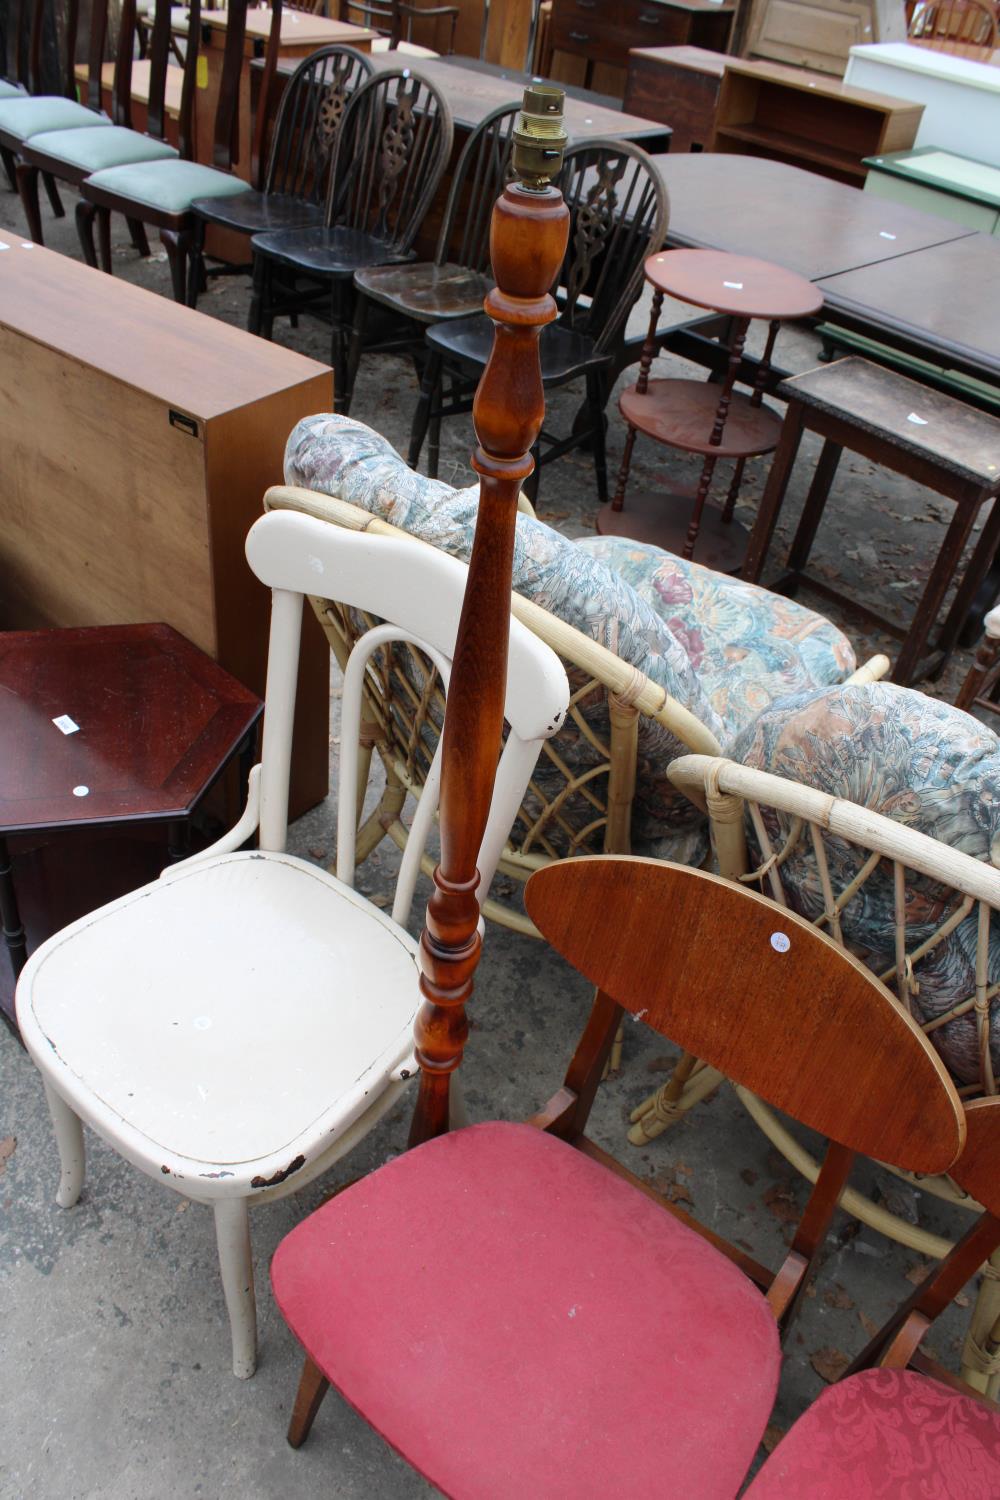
[548,0,734,94]
[0,239,333,814]
[744,0,908,73]
[0,324,215,650]
[625,44,734,148]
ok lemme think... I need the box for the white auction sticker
[52,714,80,735]
[770,931,791,953]
[906,413,929,426]
[723,281,744,289]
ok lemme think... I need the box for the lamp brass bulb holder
[511,82,567,191]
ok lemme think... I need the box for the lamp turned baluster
[408,85,570,1148]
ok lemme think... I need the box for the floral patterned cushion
[745,1369,1000,1499]
[732,681,1000,1084]
[285,413,855,858]
[578,535,855,741]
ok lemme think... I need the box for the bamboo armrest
[666,754,1000,907]
[265,485,723,756]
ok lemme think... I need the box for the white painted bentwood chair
[14,509,569,1378]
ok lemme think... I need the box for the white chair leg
[43,1083,85,1208]
[213,1197,257,1379]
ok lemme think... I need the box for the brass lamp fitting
[511,83,567,191]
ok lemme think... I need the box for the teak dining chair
[14,509,568,1380]
[342,98,520,413]
[16,0,181,249]
[270,856,965,1497]
[76,0,285,303]
[187,43,374,308]
[248,66,453,401]
[408,138,668,505]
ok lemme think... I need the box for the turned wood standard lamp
[407,83,570,1146]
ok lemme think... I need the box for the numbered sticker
[770,931,791,953]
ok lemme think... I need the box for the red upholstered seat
[746,1368,1000,1499]
[271,1121,780,1499]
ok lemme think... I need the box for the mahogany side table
[599,248,823,572]
[0,623,263,1040]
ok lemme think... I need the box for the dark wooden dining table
[648,153,1000,391]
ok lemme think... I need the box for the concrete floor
[0,184,992,1499]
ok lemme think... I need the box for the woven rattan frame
[263,484,731,929]
[658,752,1000,1397]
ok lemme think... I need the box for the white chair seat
[17,851,419,1189]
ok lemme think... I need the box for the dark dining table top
[650,153,977,282]
[265,52,672,150]
[815,232,1000,384]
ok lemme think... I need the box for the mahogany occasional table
[599,249,823,571]
[0,624,262,1040]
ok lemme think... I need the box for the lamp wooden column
[408,84,570,1148]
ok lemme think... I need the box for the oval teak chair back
[525,856,965,1176]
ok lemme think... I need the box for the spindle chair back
[265,43,374,203]
[909,0,998,53]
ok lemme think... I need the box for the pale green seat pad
[0,81,26,99]
[26,125,177,170]
[0,96,107,141]
[84,159,252,213]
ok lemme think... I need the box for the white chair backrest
[244,509,570,923]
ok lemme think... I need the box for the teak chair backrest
[554,138,669,356]
[263,44,373,202]
[524,856,966,1318]
[526,857,964,1172]
[524,855,965,1326]
[323,66,453,251]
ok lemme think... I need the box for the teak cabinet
[711,59,923,184]
[0,237,333,816]
[546,0,735,87]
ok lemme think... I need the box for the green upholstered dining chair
[75,0,283,303]
[15,0,181,249]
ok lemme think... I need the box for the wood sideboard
[0,237,333,816]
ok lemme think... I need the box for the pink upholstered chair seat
[746,1367,1000,1498]
[271,1120,780,1499]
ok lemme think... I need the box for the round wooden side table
[598,249,823,572]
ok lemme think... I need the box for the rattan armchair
[659,751,1000,1398]
[264,483,723,943]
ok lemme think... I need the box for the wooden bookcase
[0,237,333,816]
[711,59,924,184]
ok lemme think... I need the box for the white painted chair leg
[213,1197,258,1379]
[43,1083,85,1208]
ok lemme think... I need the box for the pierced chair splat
[408,136,669,507]
[187,43,374,309]
[342,98,520,415]
[248,65,453,404]
[14,509,568,1380]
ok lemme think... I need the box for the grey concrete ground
[0,187,990,1499]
